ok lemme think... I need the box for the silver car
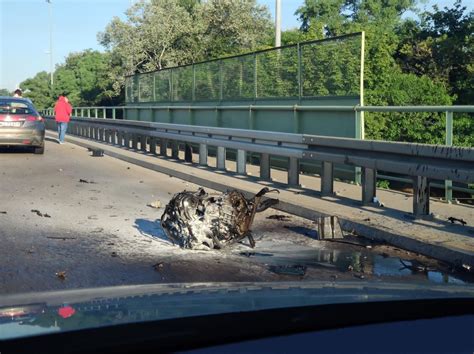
[0,97,45,154]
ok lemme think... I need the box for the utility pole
[275,0,281,47]
[46,0,54,88]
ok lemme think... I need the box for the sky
[0,0,471,90]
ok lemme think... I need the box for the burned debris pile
[160,187,279,250]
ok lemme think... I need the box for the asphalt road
[0,140,470,295]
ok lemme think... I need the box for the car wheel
[34,145,45,154]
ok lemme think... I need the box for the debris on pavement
[31,209,51,218]
[0,211,6,214]
[111,252,118,257]
[55,271,67,280]
[147,200,162,209]
[47,236,76,240]
[153,263,164,271]
[79,178,97,184]
[161,187,279,250]
[88,148,104,157]
[448,217,467,226]
[266,214,291,221]
[268,265,307,276]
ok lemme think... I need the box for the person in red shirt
[54,95,72,144]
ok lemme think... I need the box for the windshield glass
[1,0,473,343]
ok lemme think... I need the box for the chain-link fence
[125,33,363,103]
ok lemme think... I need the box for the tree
[98,0,272,96]
[396,0,474,104]
[295,0,459,144]
[21,71,54,110]
[0,88,11,96]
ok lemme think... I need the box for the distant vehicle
[0,97,45,154]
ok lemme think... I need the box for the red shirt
[54,96,72,122]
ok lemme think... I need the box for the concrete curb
[48,132,474,268]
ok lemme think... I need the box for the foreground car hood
[1,281,473,340]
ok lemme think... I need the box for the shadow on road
[45,136,59,143]
[134,218,171,244]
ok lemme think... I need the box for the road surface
[0,140,470,294]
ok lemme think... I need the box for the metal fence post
[321,161,334,196]
[445,111,453,203]
[237,150,246,175]
[217,146,226,170]
[112,108,116,119]
[413,176,430,217]
[199,144,208,166]
[354,110,363,185]
[260,153,271,180]
[362,167,376,205]
[172,140,179,158]
[94,108,98,118]
[254,53,258,99]
[297,43,302,100]
[288,157,300,186]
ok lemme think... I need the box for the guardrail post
[124,132,130,148]
[413,176,430,217]
[445,111,453,203]
[260,153,271,180]
[81,108,84,117]
[103,108,106,119]
[132,135,138,150]
[288,157,299,186]
[321,161,334,196]
[237,149,246,175]
[172,141,179,159]
[362,167,376,205]
[199,144,208,166]
[355,111,363,185]
[94,108,98,118]
[217,146,226,170]
[112,109,116,120]
[160,139,168,156]
[141,136,148,152]
[184,144,193,162]
[150,138,157,154]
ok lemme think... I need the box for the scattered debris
[268,265,306,276]
[79,179,97,184]
[372,197,385,207]
[47,236,76,240]
[0,211,6,214]
[399,259,434,273]
[91,227,104,233]
[448,217,467,226]
[55,271,67,280]
[266,214,291,221]
[161,187,279,250]
[58,168,63,172]
[111,252,118,257]
[147,200,162,209]
[31,209,50,217]
[353,273,365,279]
[153,263,164,271]
[87,215,98,220]
[347,265,354,271]
[239,251,273,257]
[87,148,104,157]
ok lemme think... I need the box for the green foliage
[98,0,272,96]
[376,179,390,189]
[20,50,121,109]
[0,88,11,96]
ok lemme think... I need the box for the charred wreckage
[161,188,279,250]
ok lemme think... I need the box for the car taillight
[26,115,43,122]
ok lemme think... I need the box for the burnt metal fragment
[160,187,279,250]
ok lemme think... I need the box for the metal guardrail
[43,116,474,217]
[41,104,474,203]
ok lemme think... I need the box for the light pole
[275,0,281,47]
[46,0,53,88]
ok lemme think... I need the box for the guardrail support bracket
[321,161,334,196]
[217,146,226,170]
[362,167,376,205]
[260,153,271,180]
[237,150,246,175]
[199,144,208,166]
[288,157,300,186]
[413,176,430,217]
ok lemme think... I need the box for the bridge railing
[41,115,474,217]
[41,104,474,203]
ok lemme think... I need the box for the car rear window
[0,101,33,115]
